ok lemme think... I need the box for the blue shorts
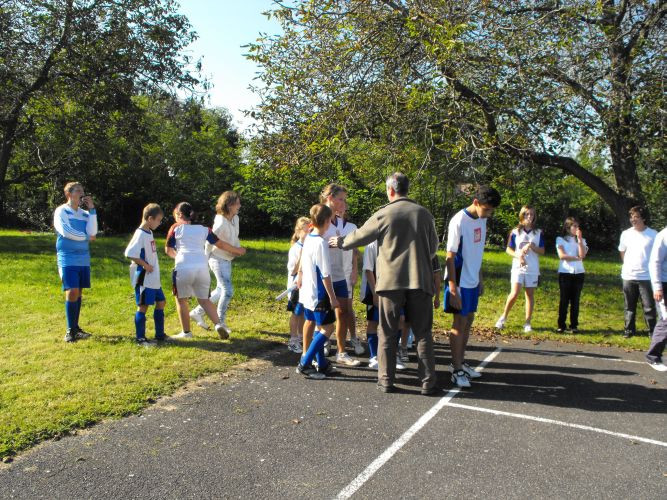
[289,302,305,316]
[59,266,91,291]
[304,307,335,326]
[366,304,379,322]
[444,285,480,317]
[333,280,348,299]
[135,286,166,306]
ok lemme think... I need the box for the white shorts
[173,267,211,299]
[511,270,539,288]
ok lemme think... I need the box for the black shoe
[570,327,579,334]
[296,363,326,380]
[136,337,155,347]
[421,386,443,396]
[556,327,565,333]
[622,331,633,338]
[64,328,76,343]
[155,335,173,343]
[74,327,92,340]
[377,384,396,393]
[317,362,341,377]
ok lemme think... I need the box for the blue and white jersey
[508,227,544,275]
[53,204,98,267]
[321,216,347,282]
[445,208,486,289]
[300,233,332,311]
[360,240,377,303]
[124,228,161,290]
[649,227,667,291]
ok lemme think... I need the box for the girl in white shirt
[556,217,588,333]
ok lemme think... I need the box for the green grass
[0,230,651,458]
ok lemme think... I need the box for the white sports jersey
[206,214,240,261]
[446,208,486,289]
[649,227,667,291]
[166,223,219,271]
[508,228,544,275]
[333,218,357,278]
[360,240,378,302]
[618,226,657,280]
[125,228,161,290]
[300,233,331,311]
[287,241,303,289]
[321,216,347,282]
[53,204,98,267]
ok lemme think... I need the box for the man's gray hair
[386,172,409,196]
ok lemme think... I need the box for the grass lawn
[0,229,652,459]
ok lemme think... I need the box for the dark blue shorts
[289,302,305,316]
[304,307,335,326]
[444,285,480,317]
[333,280,348,299]
[366,304,379,322]
[135,286,166,306]
[59,266,91,291]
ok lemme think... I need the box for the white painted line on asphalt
[445,402,667,447]
[502,347,646,365]
[335,348,503,500]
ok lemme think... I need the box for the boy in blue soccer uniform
[296,203,340,379]
[124,203,167,344]
[444,185,501,387]
[53,182,98,342]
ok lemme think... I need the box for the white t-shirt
[124,228,162,290]
[333,218,358,278]
[299,233,332,311]
[446,208,486,289]
[618,226,657,280]
[287,241,303,289]
[360,240,378,301]
[649,227,667,291]
[556,236,588,274]
[206,214,240,261]
[321,216,347,282]
[167,223,218,271]
[508,228,544,275]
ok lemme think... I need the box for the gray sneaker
[64,328,76,343]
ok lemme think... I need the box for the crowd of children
[53,179,667,389]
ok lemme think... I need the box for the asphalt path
[1,336,665,499]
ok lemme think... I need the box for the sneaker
[172,331,193,339]
[368,356,378,369]
[395,356,406,371]
[336,352,361,366]
[399,347,409,362]
[523,322,532,333]
[350,337,365,355]
[569,327,580,333]
[648,361,667,372]
[189,309,210,330]
[136,337,155,347]
[451,369,471,388]
[556,327,565,333]
[74,327,92,339]
[623,330,633,338]
[317,362,341,377]
[296,363,326,380]
[214,323,229,340]
[406,329,414,349]
[155,335,173,343]
[64,328,76,343]
[495,317,506,329]
[221,322,232,335]
[448,362,481,379]
[287,339,303,353]
[323,340,331,357]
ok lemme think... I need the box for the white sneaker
[221,322,232,335]
[451,369,471,388]
[336,352,361,366]
[323,340,331,357]
[395,356,406,371]
[214,323,229,340]
[523,322,532,333]
[449,362,481,379]
[172,331,193,339]
[495,316,506,329]
[406,329,414,349]
[189,309,209,330]
[350,337,365,355]
[648,361,667,372]
[287,339,303,353]
[368,356,378,369]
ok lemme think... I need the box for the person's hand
[144,263,154,273]
[372,293,378,307]
[331,297,340,310]
[519,255,527,267]
[433,294,440,309]
[296,274,302,289]
[448,288,462,310]
[88,235,96,241]
[350,269,358,286]
[237,246,247,256]
[655,290,664,303]
[82,196,94,209]
[328,237,340,248]
[575,228,583,240]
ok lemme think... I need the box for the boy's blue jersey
[53,204,98,267]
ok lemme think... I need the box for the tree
[248,0,666,228]
[0,0,203,214]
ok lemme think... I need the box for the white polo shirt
[446,208,486,289]
[618,226,657,280]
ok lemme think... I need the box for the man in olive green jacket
[330,172,440,394]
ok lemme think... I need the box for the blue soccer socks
[153,309,165,339]
[135,311,147,339]
[65,301,77,330]
[301,331,327,368]
[367,332,378,359]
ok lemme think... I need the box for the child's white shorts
[172,267,211,299]
[510,270,539,288]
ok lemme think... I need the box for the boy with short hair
[124,203,167,344]
[53,181,98,342]
[296,203,340,379]
[444,185,501,388]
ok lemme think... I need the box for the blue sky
[176,0,281,132]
